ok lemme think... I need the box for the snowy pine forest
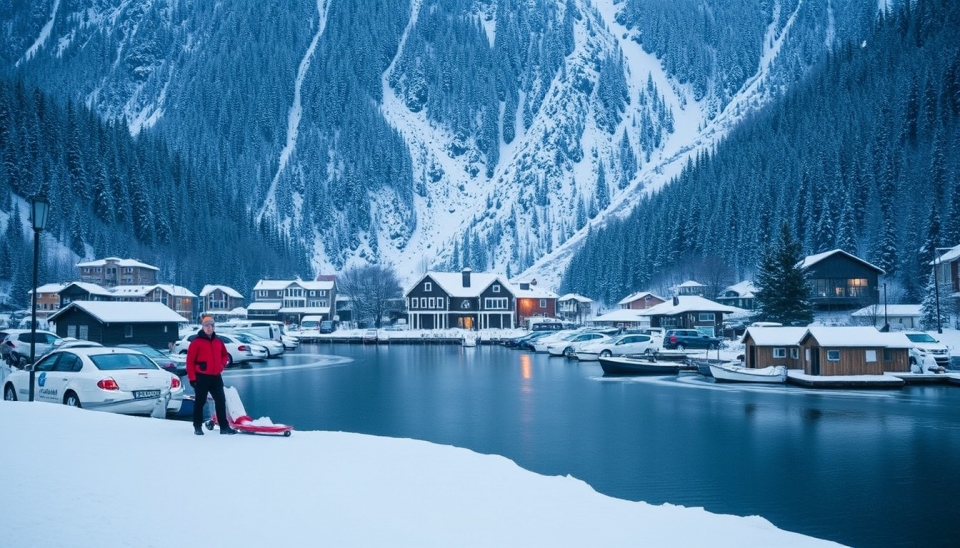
[0,0,956,307]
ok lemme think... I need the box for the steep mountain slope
[0,0,874,288]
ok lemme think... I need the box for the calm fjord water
[224,344,960,547]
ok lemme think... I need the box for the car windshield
[89,353,159,370]
[906,333,938,343]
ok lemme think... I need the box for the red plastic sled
[205,386,292,437]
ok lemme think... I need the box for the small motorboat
[598,355,682,376]
[708,362,788,384]
[462,334,478,347]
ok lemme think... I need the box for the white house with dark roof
[250,278,336,323]
[405,268,515,330]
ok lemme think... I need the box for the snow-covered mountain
[1,0,877,289]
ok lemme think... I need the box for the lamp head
[31,195,49,232]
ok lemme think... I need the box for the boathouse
[741,326,806,369]
[797,326,911,376]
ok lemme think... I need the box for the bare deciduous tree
[337,264,402,328]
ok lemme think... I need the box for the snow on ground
[0,403,840,548]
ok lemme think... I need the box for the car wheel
[3,383,16,401]
[227,354,234,368]
[676,344,686,351]
[63,391,82,408]
[600,350,612,358]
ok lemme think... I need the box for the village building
[557,294,593,324]
[674,280,707,297]
[850,304,921,330]
[110,284,196,321]
[405,269,515,330]
[716,280,757,310]
[618,291,666,310]
[249,278,336,324]
[76,257,159,287]
[47,301,184,349]
[797,326,911,376]
[199,285,245,322]
[800,249,884,311]
[511,278,558,328]
[741,326,807,369]
[637,295,735,335]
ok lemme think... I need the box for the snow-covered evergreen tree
[753,223,814,326]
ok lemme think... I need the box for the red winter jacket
[186,330,230,381]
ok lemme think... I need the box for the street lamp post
[27,195,49,402]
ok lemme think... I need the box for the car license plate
[133,390,161,399]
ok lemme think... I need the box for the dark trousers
[193,373,228,429]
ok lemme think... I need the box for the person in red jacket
[186,315,236,435]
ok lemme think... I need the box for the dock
[786,370,904,389]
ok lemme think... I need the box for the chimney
[673,296,679,306]
[520,283,530,290]
[462,268,472,288]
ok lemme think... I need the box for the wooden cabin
[797,326,911,376]
[741,326,807,369]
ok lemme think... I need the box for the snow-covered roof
[417,271,510,298]
[801,326,903,347]
[32,283,67,294]
[280,307,331,314]
[510,282,557,299]
[110,284,196,298]
[590,309,647,323]
[247,302,282,311]
[678,280,705,287]
[799,249,884,274]
[721,280,756,298]
[253,279,334,291]
[75,257,159,271]
[199,285,244,298]
[743,327,807,346]
[558,293,592,303]
[48,301,186,323]
[637,296,736,316]
[935,244,960,264]
[850,304,921,318]
[66,282,116,296]
[617,291,664,305]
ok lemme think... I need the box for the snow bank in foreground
[0,403,841,547]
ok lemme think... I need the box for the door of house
[748,346,756,369]
[811,350,821,375]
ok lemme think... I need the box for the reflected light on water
[520,354,532,380]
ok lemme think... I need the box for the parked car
[518,330,569,351]
[576,333,663,361]
[1,329,63,368]
[530,330,583,353]
[319,320,336,334]
[173,333,261,364]
[663,329,722,350]
[903,331,950,368]
[2,346,183,416]
[280,333,300,350]
[227,331,285,358]
[117,344,185,375]
[362,329,378,344]
[546,332,611,358]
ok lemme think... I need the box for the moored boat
[598,356,682,376]
[709,362,788,384]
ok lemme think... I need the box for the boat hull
[599,356,681,376]
[709,364,787,384]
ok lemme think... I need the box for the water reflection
[230,344,960,548]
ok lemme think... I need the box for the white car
[173,333,261,364]
[2,347,183,416]
[280,333,300,350]
[547,332,611,357]
[903,331,950,368]
[530,330,583,353]
[228,330,285,358]
[576,333,663,361]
